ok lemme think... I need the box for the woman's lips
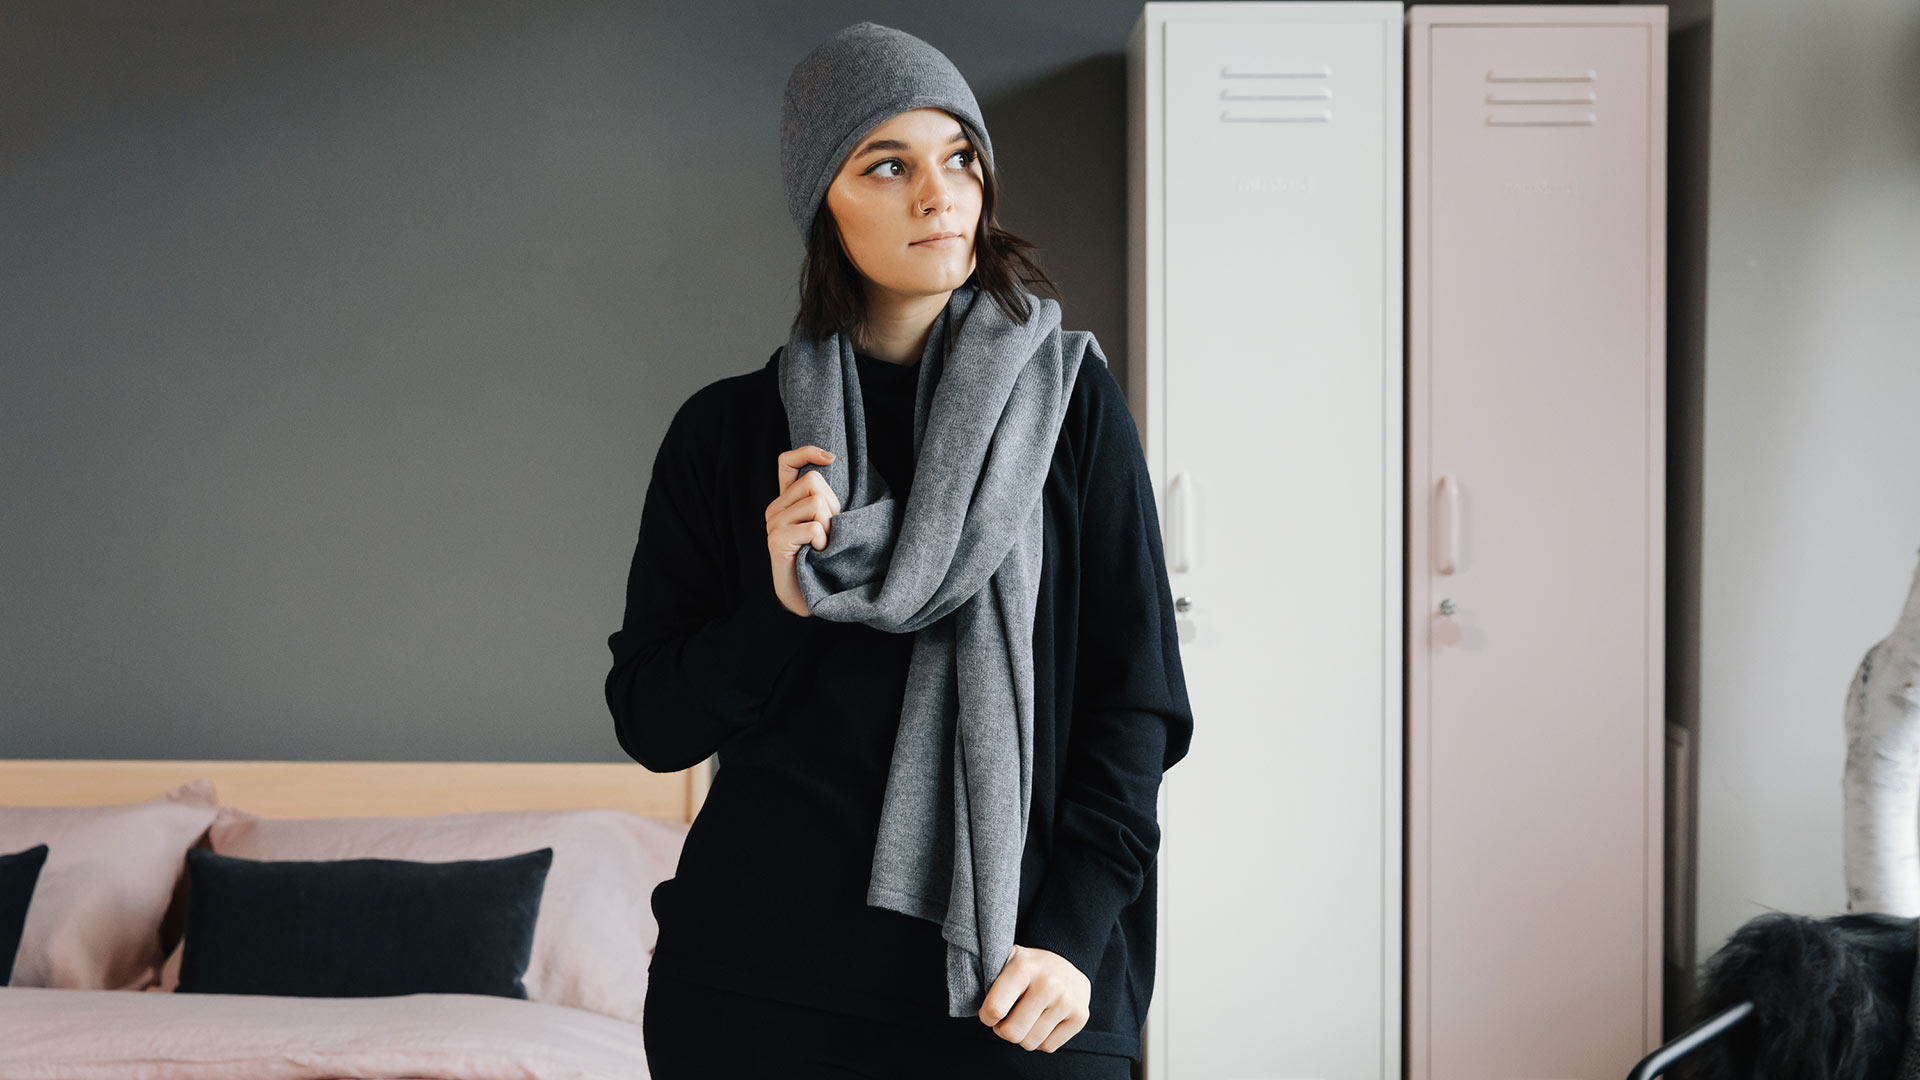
[912,234,963,247]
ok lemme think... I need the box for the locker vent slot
[1217,63,1333,124]
[1486,68,1599,81]
[1483,68,1599,127]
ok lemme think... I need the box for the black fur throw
[1674,912,1917,1080]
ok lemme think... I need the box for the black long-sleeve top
[605,342,1194,1061]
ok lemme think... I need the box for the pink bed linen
[0,987,651,1080]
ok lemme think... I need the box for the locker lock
[1437,597,1457,617]
[1174,595,1192,614]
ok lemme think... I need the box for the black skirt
[642,968,1136,1079]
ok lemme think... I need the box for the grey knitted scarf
[780,281,1097,1016]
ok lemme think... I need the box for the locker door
[1408,15,1664,1080]
[1160,11,1401,1080]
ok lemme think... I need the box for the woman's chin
[876,265,974,298]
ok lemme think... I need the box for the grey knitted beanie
[779,21,996,241]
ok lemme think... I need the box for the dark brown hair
[789,117,1062,344]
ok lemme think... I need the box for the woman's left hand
[976,944,1091,1052]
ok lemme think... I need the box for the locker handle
[1167,471,1191,573]
[1436,474,1459,576]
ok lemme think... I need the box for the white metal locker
[1127,4,1405,1077]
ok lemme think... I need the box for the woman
[606,21,1193,1078]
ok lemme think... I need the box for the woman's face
[823,107,983,300]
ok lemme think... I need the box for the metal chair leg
[1624,1001,1755,1080]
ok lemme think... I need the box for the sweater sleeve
[605,385,826,774]
[1020,360,1196,986]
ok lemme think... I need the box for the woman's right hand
[767,445,841,617]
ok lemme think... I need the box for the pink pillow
[199,805,689,1024]
[154,939,183,992]
[0,779,218,990]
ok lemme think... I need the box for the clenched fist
[977,944,1090,1052]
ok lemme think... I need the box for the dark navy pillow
[176,845,552,999]
[0,843,50,985]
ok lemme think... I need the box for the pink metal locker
[1406,7,1667,1080]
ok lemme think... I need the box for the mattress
[0,986,651,1080]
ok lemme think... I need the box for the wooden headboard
[0,759,712,822]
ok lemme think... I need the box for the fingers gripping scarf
[779,281,1098,1016]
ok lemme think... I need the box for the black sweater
[605,344,1194,1061]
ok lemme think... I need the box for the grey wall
[1661,0,1714,1036]
[0,1,1135,761]
[1693,0,1920,968]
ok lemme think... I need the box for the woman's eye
[866,150,974,178]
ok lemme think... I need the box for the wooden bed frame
[0,758,712,822]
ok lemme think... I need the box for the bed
[0,758,710,1080]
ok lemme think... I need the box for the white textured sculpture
[1842,546,1920,914]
